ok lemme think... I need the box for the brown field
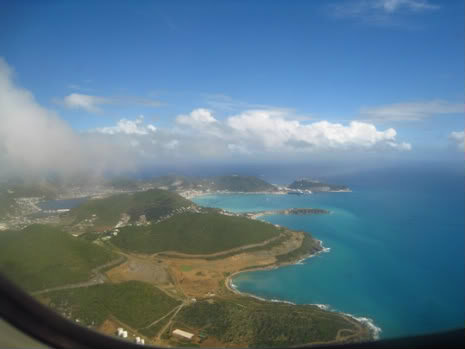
[106,230,305,299]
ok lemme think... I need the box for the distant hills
[0,174,349,223]
[65,189,192,231]
[144,175,278,193]
[288,179,350,192]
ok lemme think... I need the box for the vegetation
[173,297,358,347]
[0,191,16,218]
[288,179,349,192]
[0,181,59,218]
[0,224,116,292]
[105,177,139,190]
[139,314,172,337]
[112,212,281,254]
[44,281,181,329]
[204,234,288,261]
[210,175,277,192]
[145,175,277,193]
[67,189,191,229]
[275,233,321,264]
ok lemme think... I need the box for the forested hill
[210,175,277,192]
[66,189,192,230]
[143,174,278,193]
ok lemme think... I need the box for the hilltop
[63,189,192,232]
[111,211,282,255]
[145,174,278,193]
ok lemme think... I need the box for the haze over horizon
[0,0,463,179]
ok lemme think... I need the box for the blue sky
[0,0,463,176]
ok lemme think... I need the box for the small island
[288,179,351,193]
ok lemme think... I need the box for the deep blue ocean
[193,167,464,339]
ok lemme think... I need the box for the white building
[173,329,194,340]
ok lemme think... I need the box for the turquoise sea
[193,167,464,340]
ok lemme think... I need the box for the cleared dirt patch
[107,257,172,285]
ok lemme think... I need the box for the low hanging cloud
[0,58,140,178]
[1,57,413,179]
[359,100,463,122]
[449,131,465,151]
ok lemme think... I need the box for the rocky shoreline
[224,238,379,341]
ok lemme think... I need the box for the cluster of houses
[116,327,145,345]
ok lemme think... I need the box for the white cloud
[359,100,463,122]
[330,0,440,24]
[227,143,251,154]
[164,139,179,150]
[176,108,217,127]
[226,109,411,152]
[0,58,140,177]
[375,0,439,12]
[0,57,415,179]
[61,93,161,113]
[449,131,465,151]
[93,108,411,162]
[64,93,109,113]
[95,115,157,135]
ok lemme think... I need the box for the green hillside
[171,297,360,347]
[0,224,116,292]
[112,212,281,254]
[145,175,277,193]
[67,189,192,229]
[211,175,277,192]
[44,281,181,329]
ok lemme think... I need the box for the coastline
[181,190,287,200]
[224,238,381,340]
[224,238,329,297]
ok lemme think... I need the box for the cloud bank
[0,59,138,178]
[0,58,413,179]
